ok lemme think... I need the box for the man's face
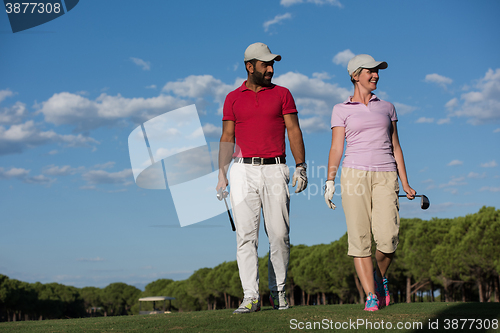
[250,60,274,87]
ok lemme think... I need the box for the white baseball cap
[347,54,387,76]
[244,42,281,62]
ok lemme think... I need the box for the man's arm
[284,113,307,193]
[216,120,235,191]
[284,113,305,165]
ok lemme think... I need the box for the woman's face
[355,68,379,91]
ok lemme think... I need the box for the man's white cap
[347,54,387,76]
[244,42,281,62]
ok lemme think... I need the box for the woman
[324,54,415,311]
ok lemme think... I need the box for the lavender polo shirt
[331,95,398,172]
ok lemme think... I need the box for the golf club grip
[228,211,236,231]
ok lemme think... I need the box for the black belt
[234,156,286,166]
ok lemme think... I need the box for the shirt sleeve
[282,88,298,115]
[330,104,345,128]
[222,92,235,121]
[390,102,398,122]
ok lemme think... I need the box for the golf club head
[420,195,430,210]
[398,194,430,210]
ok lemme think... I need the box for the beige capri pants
[340,167,400,257]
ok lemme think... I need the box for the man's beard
[252,70,273,87]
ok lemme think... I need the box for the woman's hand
[403,184,416,200]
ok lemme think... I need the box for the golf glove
[216,188,228,201]
[292,165,308,193]
[324,180,336,209]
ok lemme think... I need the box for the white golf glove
[324,180,336,209]
[292,164,308,193]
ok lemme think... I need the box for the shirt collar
[239,80,275,92]
[344,94,380,104]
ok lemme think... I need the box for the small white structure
[138,296,175,314]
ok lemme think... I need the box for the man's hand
[216,175,228,201]
[292,165,307,193]
[324,180,336,209]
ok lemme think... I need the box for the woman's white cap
[244,42,282,62]
[347,54,387,76]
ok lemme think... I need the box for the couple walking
[216,42,415,313]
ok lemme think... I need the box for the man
[216,42,307,314]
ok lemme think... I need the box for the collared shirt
[223,81,297,158]
[331,95,398,171]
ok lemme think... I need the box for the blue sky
[1,0,499,290]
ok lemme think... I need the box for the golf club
[398,194,430,210]
[217,188,236,231]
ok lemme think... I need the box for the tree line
[1,206,498,321]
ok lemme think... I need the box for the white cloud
[494,128,500,133]
[0,101,26,125]
[202,123,222,138]
[479,186,500,192]
[445,98,458,110]
[0,167,55,185]
[273,71,350,132]
[425,73,453,87]
[298,116,329,133]
[448,160,463,166]
[439,176,467,188]
[274,72,350,108]
[480,160,497,168]
[449,68,500,124]
[0,90,26,125]
[82,169,133,185]
[437,118,451,125]
[467,172,486,179]
[94,162,115,169]
[263,13,292,32]
[162,75,238,115]
[0,120,99,155]
[42,165,83,176]
[146,85,157,89]
[130,57,151,71]
[393,102,417,115]
[0,89,15,103]
[281,0,342,8]
[332,49,355,66]
[38,92,188,131]
[416,117,434,123]
[0,167,30,179]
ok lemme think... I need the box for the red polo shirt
[223,81,298,158]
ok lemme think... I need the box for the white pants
[230,162,290,299]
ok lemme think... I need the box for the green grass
[1,303,500,332]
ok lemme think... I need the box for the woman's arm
[327,126,345,181]
[391,121,416,199]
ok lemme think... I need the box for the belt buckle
[251,157,263,166]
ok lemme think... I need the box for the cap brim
[363,61,387,70]
[247,54,281,62]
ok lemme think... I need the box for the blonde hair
[350,67,364,85]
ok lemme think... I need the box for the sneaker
[269,291,289,310]
[374,271,390,307]
[364,293,379,311]
[233,297,261,314]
